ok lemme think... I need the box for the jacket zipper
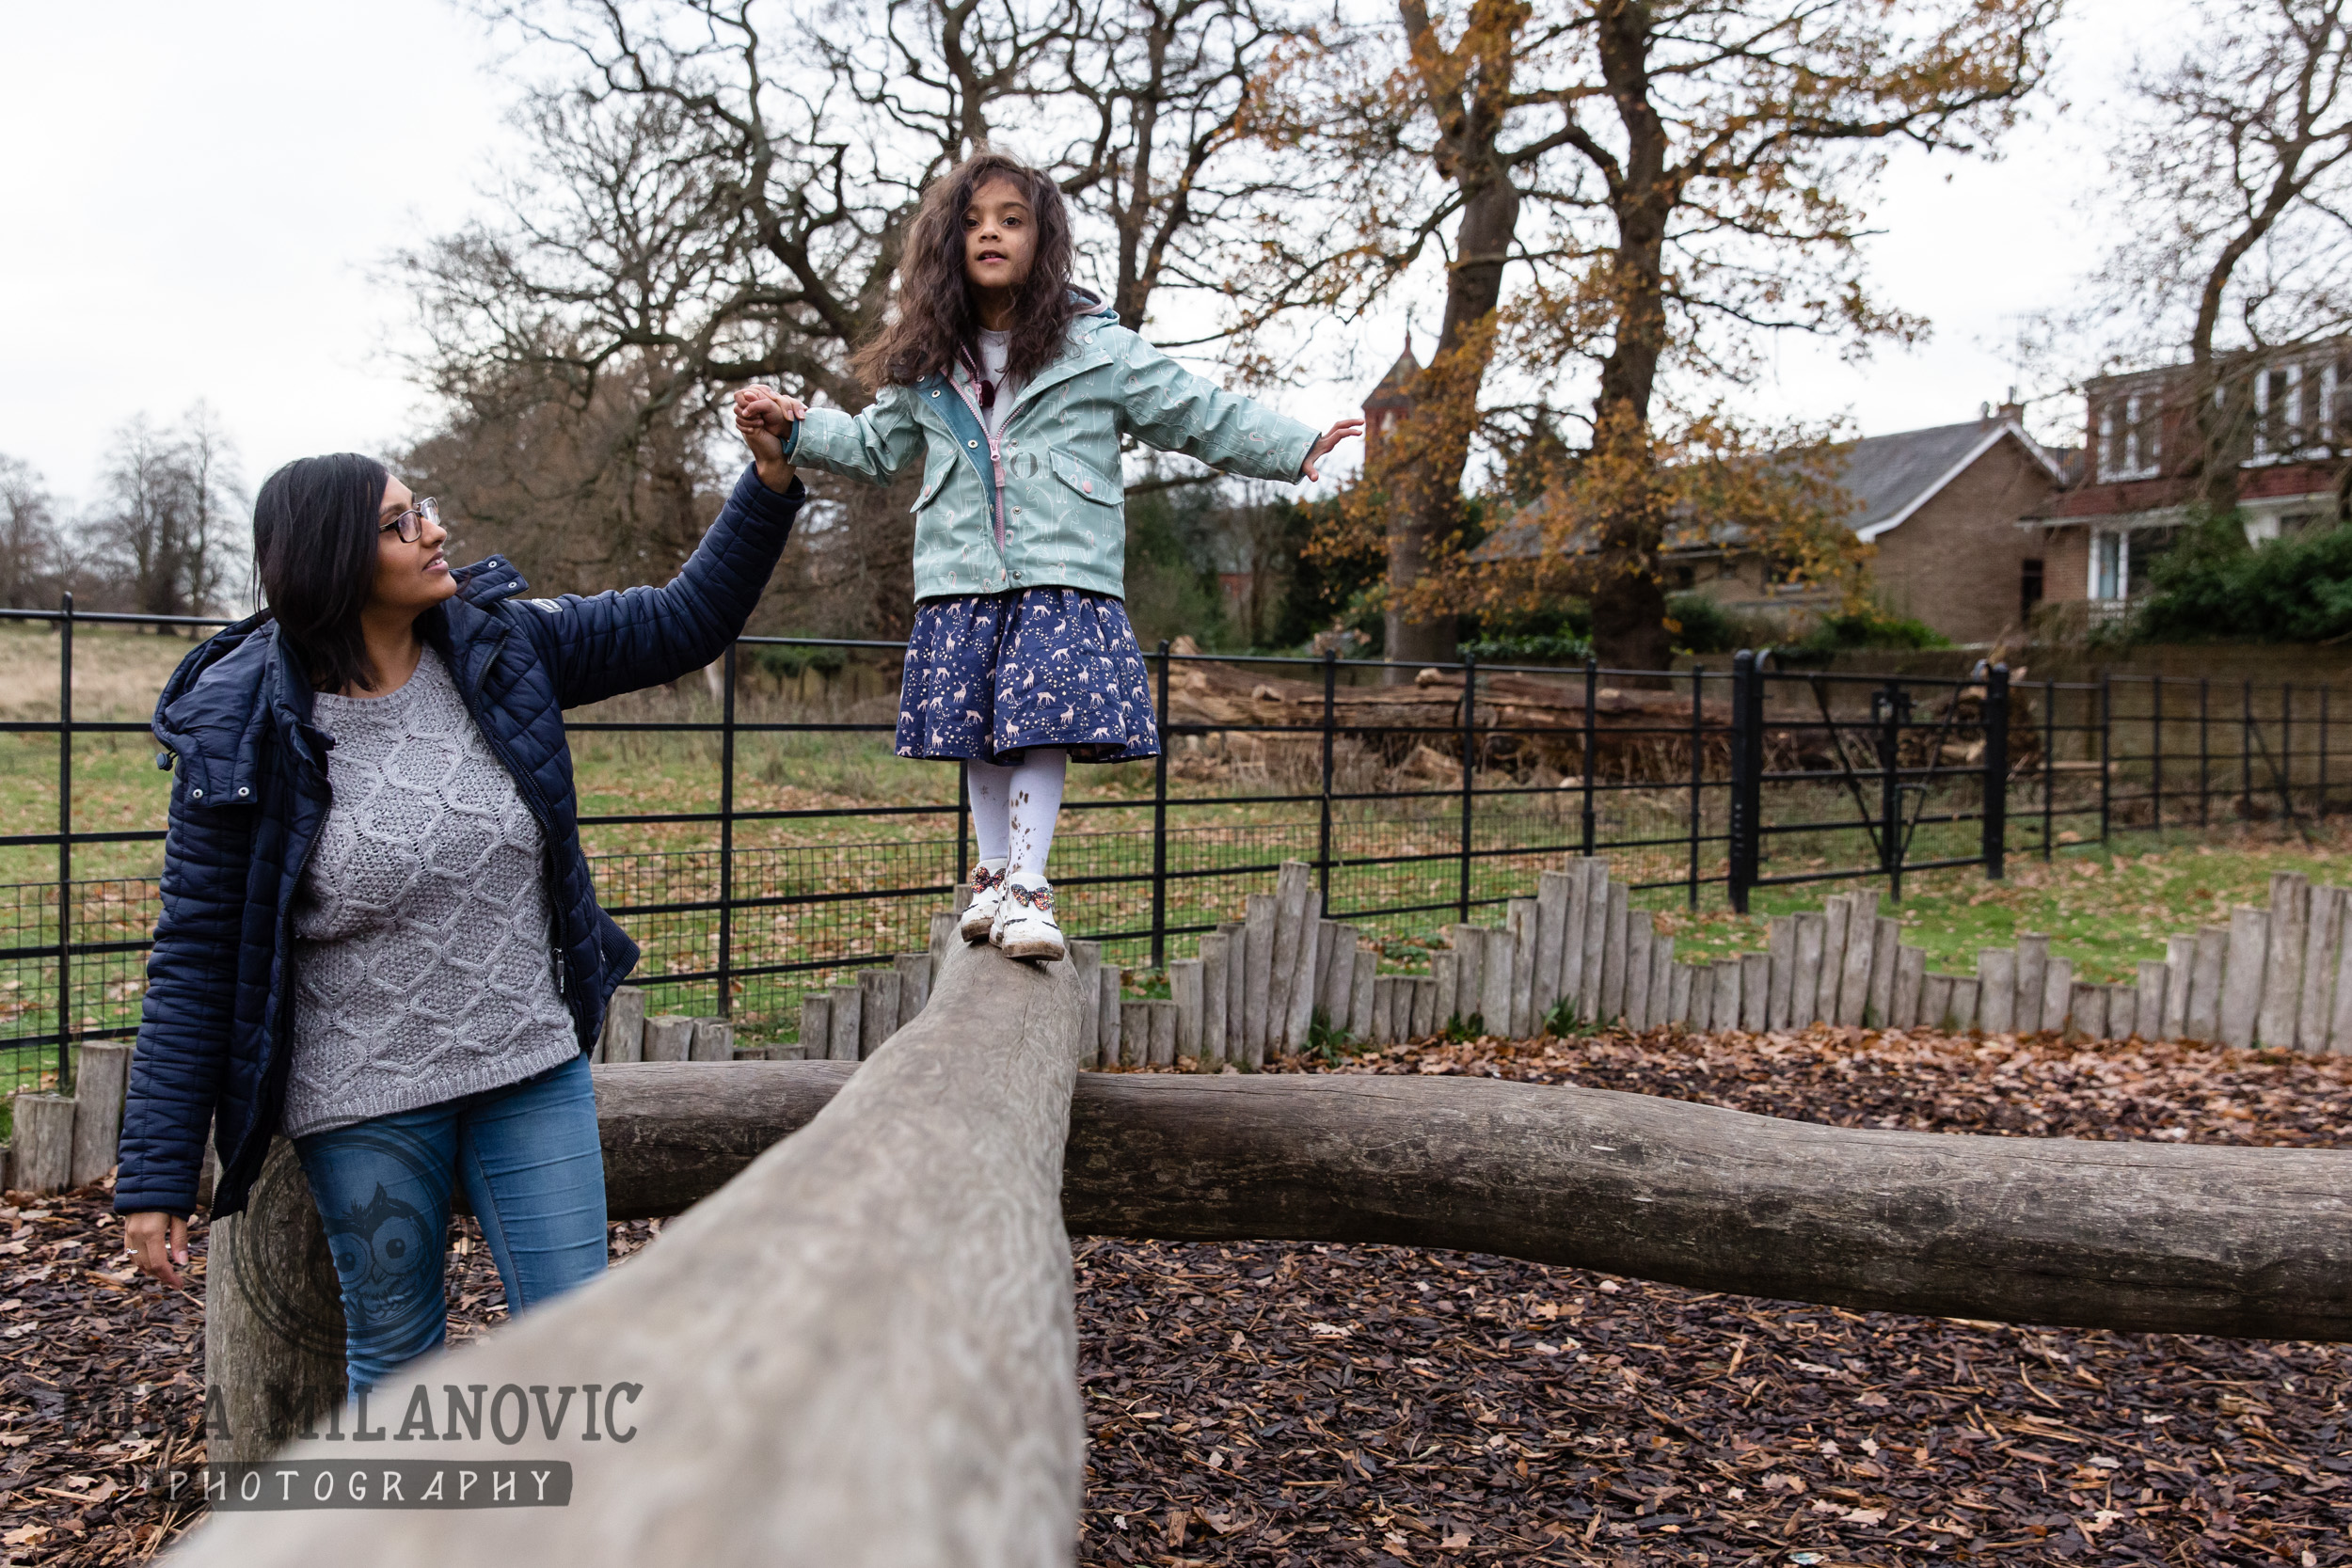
[948,370,1014,559]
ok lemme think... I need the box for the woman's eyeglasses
[381,497,439,544]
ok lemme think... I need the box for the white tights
[966,749,1068,884]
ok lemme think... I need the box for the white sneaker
[991,877,1066,961]
[960,860,1009,942]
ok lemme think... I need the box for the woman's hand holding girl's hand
[1302,417,1366,483]
[123,1211,189,1289]
[733,387,807,494]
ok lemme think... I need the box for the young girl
[737,150,1359,962]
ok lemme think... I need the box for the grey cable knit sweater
[280,647,580,1138]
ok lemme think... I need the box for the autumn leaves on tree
[1249,0,2058,664]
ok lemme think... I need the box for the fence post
[2200,676,2211,829]
[1982,663,2010,881]
[1686,666,1703,911]
[1318,649,1337,910]
[1579,657,1599,858]
[1726,650,1759,915]
[2042,677,2056,860]
[2243,678,2254,822]
[2322,685,2330,820]
[2099,673,2113,847]
[2151,677,2164,833]
[1152,639,1171,971]
[2282,681,2295,819]
[1458,654,1477,923]
[717,642,736,1019]
[56,592,72,1094]
[956,760,971,883]
[1875,680,1904,896]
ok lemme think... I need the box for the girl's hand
[733,387,806,494]
[733,387,808,436]
[1302,417,1365,483]
[124,1211,189,1289]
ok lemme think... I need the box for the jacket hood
[150,556,532,802]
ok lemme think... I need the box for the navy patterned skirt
[895,587,1161,764]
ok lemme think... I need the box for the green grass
[1645,823,2352,985]
[2,618,2339,1057]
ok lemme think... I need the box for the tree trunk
[202,1138,346,1464]
[1384,0,1524,679]
[181,942,1090,1568]
[1586,0,1677,669]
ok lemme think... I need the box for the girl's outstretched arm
[1109,329,1342,483]
[738,383,925,486]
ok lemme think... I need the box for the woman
[117,422,803,1395]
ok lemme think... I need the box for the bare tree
[0,455,67,610]
[178,401,245,620]
[401,0,1305,624]
[2088,0,2352,514]
[83,408,247,623]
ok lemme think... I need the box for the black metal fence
[1,597,2346,1095]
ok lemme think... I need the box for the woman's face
[371,477,456,617]
[962,177,1037,294]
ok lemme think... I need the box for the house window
[2091,531,2128,601]
[2123,393,2157,474]
[2021,558,2044,620]
[2098,394,2160,480]
[2255,366,2302,456]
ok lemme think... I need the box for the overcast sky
[1,0,2169,515]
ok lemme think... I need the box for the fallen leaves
[4,1020,2348,1565]
[1065,1022,2352,1564]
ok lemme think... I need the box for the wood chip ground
[3,1025,2347,1564]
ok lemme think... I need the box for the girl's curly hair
[850,151,1088,391]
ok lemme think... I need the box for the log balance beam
[186,942,2351,1565]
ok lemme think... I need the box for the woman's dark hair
[850,151,1084,390]
[252,452,390,695]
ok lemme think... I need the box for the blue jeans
[293,1053,607,1396]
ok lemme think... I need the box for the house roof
[1838,420,2058,540]
[1471,416,2062,561]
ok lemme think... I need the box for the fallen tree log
[182,942,1090,1568]
[1062,1074,2352,1342]
[595,1065,2352,1341]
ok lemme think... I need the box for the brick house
[1468,402,2069,645]
[2026,347,2351,615]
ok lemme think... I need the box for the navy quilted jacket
[114,467,806,1220]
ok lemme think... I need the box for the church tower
[1363,345,1420,455]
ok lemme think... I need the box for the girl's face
[370,476,457,618]
[962,177,1037,295]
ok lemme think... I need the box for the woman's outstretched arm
[520,464,809,710]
